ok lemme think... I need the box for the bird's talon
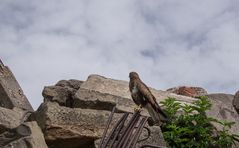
[134,105,142,112]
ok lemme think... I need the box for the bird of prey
[129,72,168,125]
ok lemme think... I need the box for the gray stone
[0,124,32,147]
[42,86,73,107]
[0,61,33,111]
[56,79,83,90]
[42,79,83,108]
[34,101,118,148]
[136,125,166,147]
[80,75,130,99]
[81,74,197,104]
[0,107,23,129]
[207,93,234,107]
[78,75,197,117]
[73,88,135,113]
[24,121,48,148]
[206,93,239,135]
[233,91,239,114]
[34,101,166,148]
[1,121,48,148]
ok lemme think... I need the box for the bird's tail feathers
[146,104,169,125]
[156,107,168,122]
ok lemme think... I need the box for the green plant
[160,96,239,148]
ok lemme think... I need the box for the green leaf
[161,96,239,148]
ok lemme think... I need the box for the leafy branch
[160,96,239,148]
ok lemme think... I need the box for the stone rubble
[0,61,47,148]
[1,61,239,148]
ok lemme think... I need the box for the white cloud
[0,0,239,109]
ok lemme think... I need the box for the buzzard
[129,72,168,125]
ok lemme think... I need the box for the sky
[1,0,239,109]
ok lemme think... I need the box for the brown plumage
[129,72,168,125]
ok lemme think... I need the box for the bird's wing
[136,81,168,119]
[136,81,159,107]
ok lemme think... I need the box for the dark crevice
[73,99,117,112]
[46,137,96,148]
[0,124,30,147]
[66,95,74,108]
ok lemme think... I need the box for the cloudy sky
[1,0,239,109]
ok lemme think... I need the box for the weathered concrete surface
[80,74,197,104]
[35,101,115,148]
[136,125,166,147]
[207,93,234,107]
[42,86,73,107]
[1,121,48,148]
[77,75,197,117]
[55,79,83,90]
[0,61,33,111]
[42,79,83,107]
[34,101,166,148]
[206,93,239,136]
[0,107,24,129]
[0,61,47,148]
[74,88,134,113]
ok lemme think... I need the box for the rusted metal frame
[100,108,156,148]
[115,111,141,148]
[127,117,148,148]
[99,106,116,148]
[106,113,129,148]
[113,112,138,148]
[137,126,151,143]
[100,110,129,148]
[140,145,167,148]
[130,117,149,148]
[107,118,126,148]
[114,112,139,148]
[121,114,142,148]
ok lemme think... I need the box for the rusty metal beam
[99,106,116,148]
[105,113,129,148]
[140,145,168,148]
[99,108,164,148]
[129,117,148,148]
[115,111,140,148]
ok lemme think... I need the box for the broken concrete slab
[34,101,166,148]
[1,121,48,148]
[80,74,197,104]
[0,61,33,111]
